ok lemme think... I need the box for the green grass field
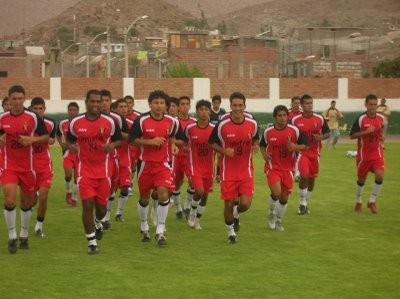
[0,142,399,298]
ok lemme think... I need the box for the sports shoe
[70,200,77,208]
[8,238,18,254]
[367,202,378,214]
[95,226,104,240]
[150,208,158,227]
[298,204,309,215]
[187,213,196,228]
[275,220,285,231]
[35,229,45,238]
[176,211,183,220]
[103,221,111,231]
[268,210,276,230]
[194,219,202,230]
[354,202,362,213]
[227,235,236,244]
[65,192,73,205]
[141,230,151,242]
[88,244,99,255]
[233,217,240,232]
[155,233,167,246]
[115,214,124,222]
[19,238,29,249]
[184,208,190,220]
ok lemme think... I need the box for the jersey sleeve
[208,123,221,145]
[48,119,57,138]
[111,119,122,142]
[35,116,49,136]
[297,131,308,146]
[259,130,267,147]
[129,116,143,143]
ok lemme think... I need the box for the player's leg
[266,170,281,230]
[2,178,19,253]
[275,192,289,231]
[35,186,50,237]
[355,160,368,213]
[137,164,151,242]
[155,186,170,246]
[366,161,384,214]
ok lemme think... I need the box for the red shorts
[220,178,254,201]
[137,161,173,196]
[174,155,191,186]
[110,158,120,190]
[35,168,54,189]
[118,165,132,188]
[298,154,319,179]
[63,151,77,169]
[266,169,294,195]
[129,145,140,164]
[357,158,385,178]
[77,176,111,206]
[191,175,213,194]
[1,169,36,194]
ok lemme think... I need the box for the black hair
[365,94,378,104]
[30,96,45,107]
[273,105,288,117]
[229,92,246,104]
[68,102,79,110]
[100,89,112,98]
[212,94,222,102]
[148,90,169,104]
[8,85,25,96]
[291,96,300,103]
[196,99,211,110]
[178,95,191,105]
[85,89,101,101]
[300,94,313,104]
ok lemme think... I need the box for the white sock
[299,188,308,206]
[233,205,239,219]
[156,201,169,234]
[184,188,194,210]
[190,199,200,216]
[72,184,79,200]
[269,196,277,213]
[20,208,32,239]
[306,191,312,204]
[104,199,114,221]
[4,208,17,240]
[35,220,43,232]
[197,205,206,218]
[225,222,235,237]
[276,201,288,220]
[86,232,97,246]
[356,182,364,203]
[369,181,383,203]
[172,191,182,212]
[65,180,72,193]
[116,195,128,215]
[94,218,103,230]
[137,202,149,232]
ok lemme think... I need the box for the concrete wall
[0,77,399,114]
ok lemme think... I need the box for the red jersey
[350,113,384,161]
[126,110,141,122]
[33,117,56,171]
[209,117,259,181]
[220,111,254,121]
[291,113,330,159]
[56,118,70,142]
[288,109,302,122]
[185,122,215,177]
[0,109,48,172]
[67,113,122,179]
[129,113,182,163]
[260,124,307,171]
[177,116,196,157]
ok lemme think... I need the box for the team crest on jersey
[288,134,292,141]
[248,131,252,139]
[166,128,171,135]
[23,122,29,131]
[100,127,105,134]
[313,122,318,128]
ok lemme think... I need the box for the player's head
[148,90,168,117]
[365,94,378,104]
[85,89,102,116]
[148,90,169,104]
[100,89,112,113]
[8,85,26,111]
[273,105,288,126]
[167,96,178,116]
[30,96,46,117]
[178,96,191,116]
[2,96,11,112]
[124,95,134,112]
[273,105,288,118]
[229,92,246,105]
[300,94,313,113]
[291,96,301,110]
[365,94,378,115]
[114,98,128,116]
[110,100,119,112]
[67,102,79,120]
[330,100,336,108]
[212,94,222,110]
[8,85,25,96]
[86,89,101,102]
[196,99,211,120]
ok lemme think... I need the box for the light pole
[61,42,81,77]
[86,31,107,78]
[124,15,148,78]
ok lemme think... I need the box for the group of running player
[0,85,385,254]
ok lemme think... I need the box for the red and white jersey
[291,113,330,159]
[220,111,254,121]
[177,116,196,157]
[0,109,48,172]
[209,117,259,181]
[33,117,56,172]
[126,110,141,122]
[350,113,384,161]
[288,109,303,122]
[129,113,182,163]
[56,118,70,142]
[67,113,122,179]
[260,124,307,171]
[185,122,215,178]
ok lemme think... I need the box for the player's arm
[129,117,166,147]
[349,117,374,139]
[18,117,49,146]
[48,120,57,145]
[288,131,308,152]
[312,119,330,142]
[103,121,122,153]
[208,125,234,157]
[259,133,270,162]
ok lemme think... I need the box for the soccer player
[29,97,56,237]
[0,85,49,253]
[291,94,330,215]
[171,96,197,220]
[209,92,259,244]
[323,100,344,150]
[2,96,11,112]
[210,94,226,183]
[288,96,302,122]
[66,89,122,254]
[56,102,80,207]
[167,97,179,117]
[260,105,308,231]
[129,90,182,246]
[350,94,384,214]
[185,100,215,230]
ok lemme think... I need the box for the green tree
[217,21,227,34]
[163,63,205,78]
[373,57,400,78]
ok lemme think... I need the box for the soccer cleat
[19,238,29,250]
[115,214,124,222]
[65,192,73,205]
[70,200,77,208]
[187,214,196,228]
[87,244,99,255]
[184,208,190,220]
[35,229,45,238]
[95,227,104,240]
[103,221,111,231]
[194,220,202,230]
[268,210,276,230]
[141,230,151,242]
[176,211,183,220]
[367,202,378,214]
[275,220,285,232]
[150,208,158,227]
[155,233,167,246]
[233,217,240,232]
[354,202,362,213]
[8,239,18,254]
[227,235,237,244]
[298,204,310,215]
